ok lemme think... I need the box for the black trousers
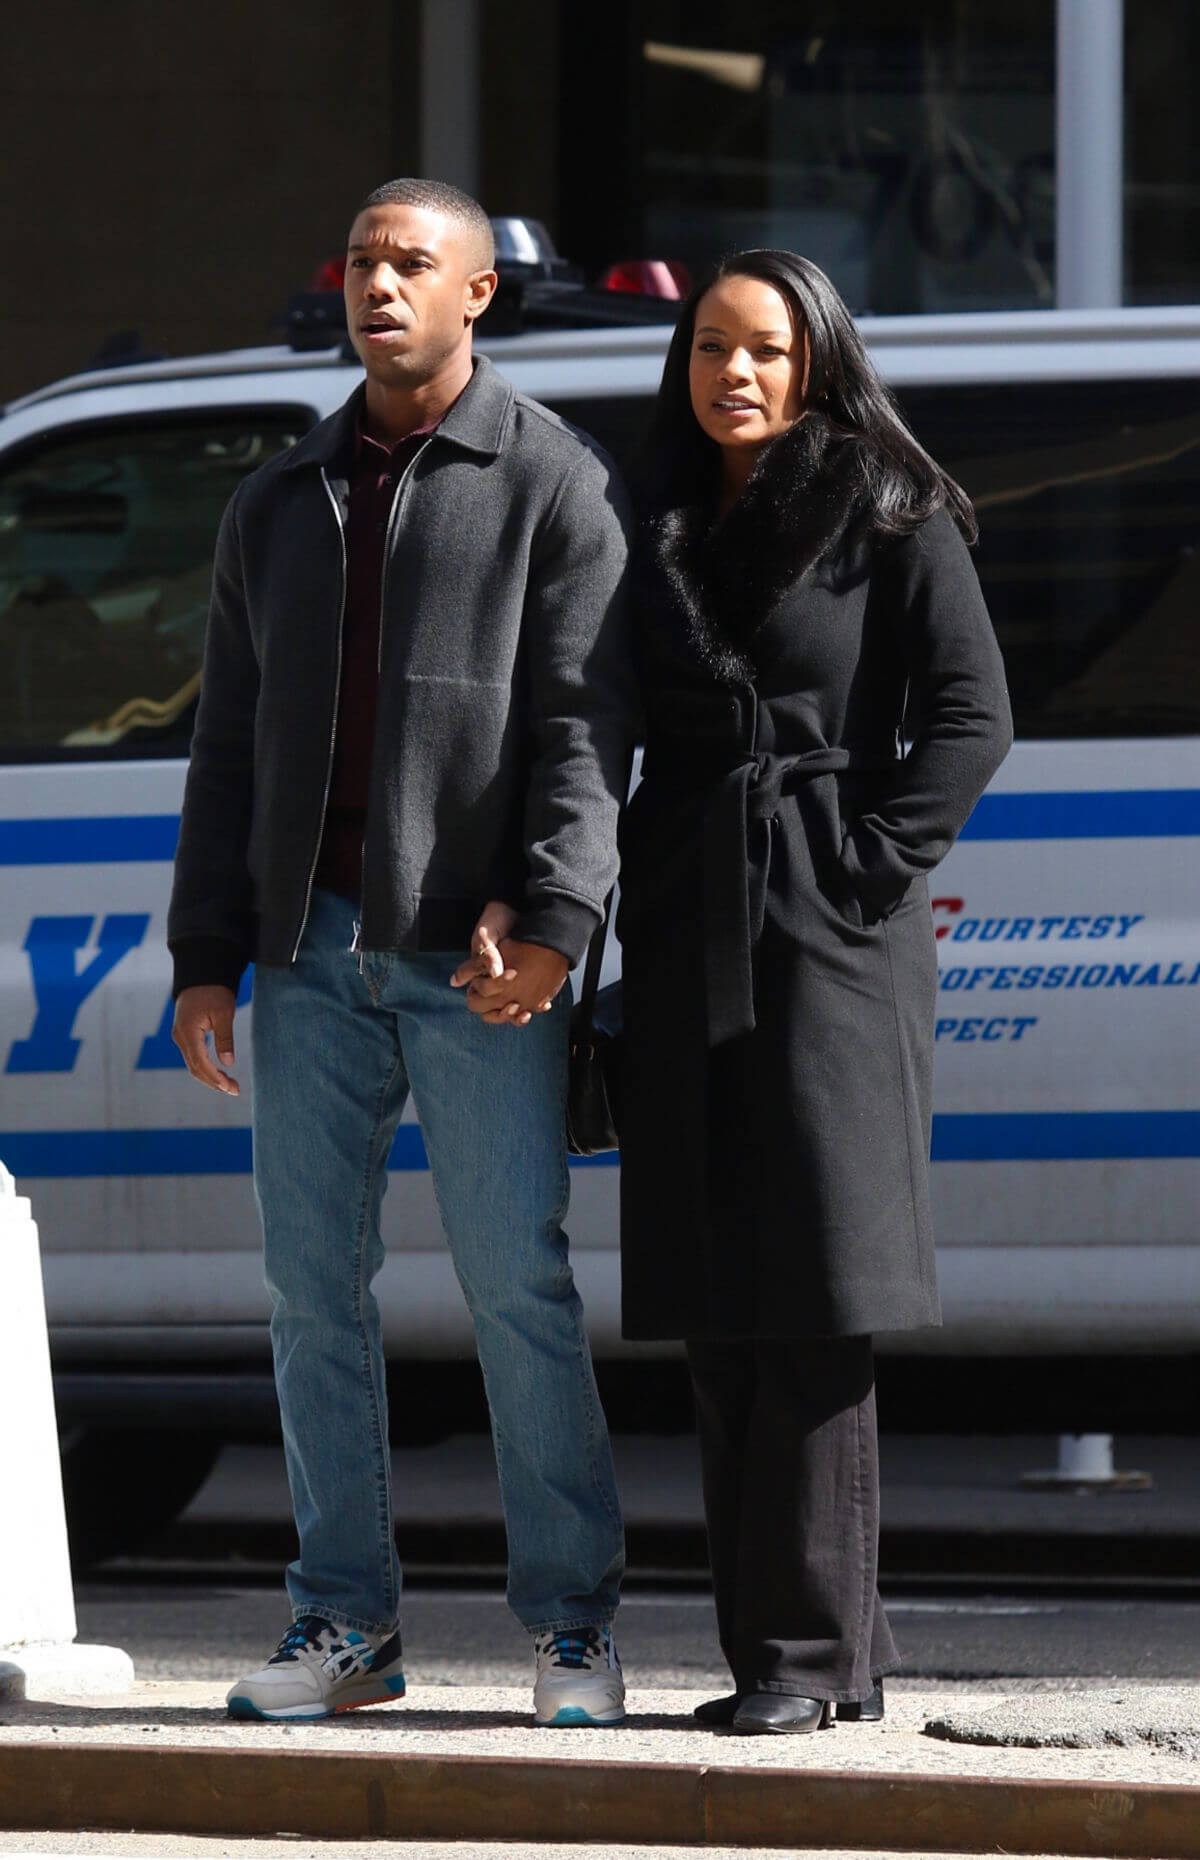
[686,1333,900,1702]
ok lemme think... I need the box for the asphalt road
[168,1429,1200,1537]
[73,1581,1200,1691]
[125,1427,1200,1587]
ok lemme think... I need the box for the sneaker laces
[268,1614,336,1665]
[540,1628,606,1670]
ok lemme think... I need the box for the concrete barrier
[0,1161,132,1699]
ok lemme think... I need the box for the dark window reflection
[1125,0,1200,306]
[630,1,1055,314]
[548,397,658,472]
[0,412,307,761]
[903,381,1200,739]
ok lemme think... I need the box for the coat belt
[694,746,879,1045]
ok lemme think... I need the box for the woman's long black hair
[633,248,977,543]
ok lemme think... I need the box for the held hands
[173,985,240,1094]
[450,899,568,1027]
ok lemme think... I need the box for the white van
[2,295,1198,1549]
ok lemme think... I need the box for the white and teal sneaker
[532,1626,625,1726]
[226,1613,406,1721]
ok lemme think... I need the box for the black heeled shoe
[837,1679,885,1723]
[695,1677,884,1729]
[693,1692,741,1726]
[731,1692,835,1735]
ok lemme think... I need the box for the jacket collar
[281,353,513,473]
[639,414,871,684]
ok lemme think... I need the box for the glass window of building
[563,1,1056,314]
[1125,0,1200,305]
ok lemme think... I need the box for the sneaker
[533,1625,625,1726]
[226,1613,406,1721]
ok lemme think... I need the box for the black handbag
[566,893,624,1156]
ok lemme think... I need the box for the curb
[2,1743,1199,1856]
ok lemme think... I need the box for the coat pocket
[790,781,876,931]
[837,813,917,927]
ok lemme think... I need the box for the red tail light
[310,257,347,291]
[598,259,691,299]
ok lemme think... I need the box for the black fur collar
[640,414,871,683]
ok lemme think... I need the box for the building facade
[3,0,1198,400]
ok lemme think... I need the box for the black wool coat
[617,417,1013,1341]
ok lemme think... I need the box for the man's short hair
[355,178,495,271]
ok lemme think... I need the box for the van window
[0,410,306,761]
[557,378,1200,738]
[899,379,1200,739]
[544,397,655,471]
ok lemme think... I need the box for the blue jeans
[251,888,624,1637]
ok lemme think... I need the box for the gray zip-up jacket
[168,356,635,993]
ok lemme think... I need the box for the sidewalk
[1,1676,1198,1855]
[2,1582,1198,1856]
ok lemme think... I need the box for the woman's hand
[451,900,520,991]
[450,901,563,1026]
[467,939,567,1026]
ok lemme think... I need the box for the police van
[2,225,1198,1554]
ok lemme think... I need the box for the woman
[617,251,1012,1733]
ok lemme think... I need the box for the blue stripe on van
[0,791,1199,865]
[0,816,180,863]
[2,1111,1199,1176]
[931,1110,1200,1161]
[0,1123,618,1177]
[0,792,1190,863]
[959,789,1200,839]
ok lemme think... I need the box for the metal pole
[1056,0,1124,307]
[420,0,480,195]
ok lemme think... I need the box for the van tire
[59,1428,222,1570]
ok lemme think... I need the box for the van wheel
[59,1428,222,1570]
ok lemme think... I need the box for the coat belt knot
[702,746,880,1046]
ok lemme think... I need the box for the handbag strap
[577,747,631,1028]
[577,889,615,1028]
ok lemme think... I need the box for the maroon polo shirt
[314,419,437,901]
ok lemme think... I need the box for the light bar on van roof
[286,217,684,351]
[598,259,691,300]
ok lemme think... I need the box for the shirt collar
[355,414,440,464]
[280,357,514,475]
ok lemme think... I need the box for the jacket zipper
[376,436,434,676]
[359,434,436,942]
[291,467,349,962]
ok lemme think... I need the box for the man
[170,178,632,1726]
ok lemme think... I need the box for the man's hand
[173,985,240,1094]
[465,939,569,1026]
[451,902,568,1026]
